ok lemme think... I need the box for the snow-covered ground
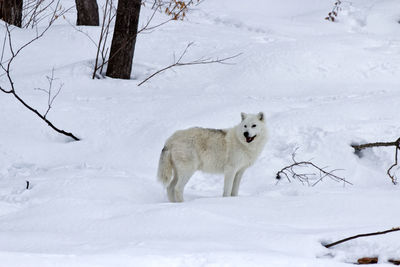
[0,0,399,266]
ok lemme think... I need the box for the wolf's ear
[241,112,247,121]
[258,112,264,121]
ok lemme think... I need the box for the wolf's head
[236,112,267,146]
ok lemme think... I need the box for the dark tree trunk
[106,0,141,79]
[75,0,99,26]
[0,0,23,27]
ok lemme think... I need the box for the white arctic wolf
[157,112,267,202]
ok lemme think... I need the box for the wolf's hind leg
[167,173,178,202]
[174,169,194,202]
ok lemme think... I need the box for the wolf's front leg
[231,169,245,196]
[223,170,236,197]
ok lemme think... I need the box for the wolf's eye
[244,125,247,128]
[252,124,256,128]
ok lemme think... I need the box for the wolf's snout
[244,132,256,143]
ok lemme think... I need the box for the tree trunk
[106,0,141,79]
[75,0,99,26]
[0,0,23,27]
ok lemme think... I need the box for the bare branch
[388,147,399,185]
[351,138,400,185]
[34,68,64,118]
[137,2,162,34]
[0,3,80,141]
[276,149,351,186]
[10,89,79,140]
[323,227,400,248]
[99,2,115,75]
[138,42,242,86]
[65,19,98,47]
[351,138,400,152]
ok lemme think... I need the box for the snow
[0,0,400,266]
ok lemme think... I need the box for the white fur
[157,112,268,202]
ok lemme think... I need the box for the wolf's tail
[157,146,173,186]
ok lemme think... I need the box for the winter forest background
[0,0,399,266]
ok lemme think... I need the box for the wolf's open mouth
[246,135,256,143]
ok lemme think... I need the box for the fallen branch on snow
[276,148,351,187]
[323,227,400,249]
[351,138,400,185]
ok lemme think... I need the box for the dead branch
[138,1,169,34]
[323,227,400,249]
[276,148,351,186]
[388,147,399,185]
[1,85,79,141]
[351,138,400,184]
[65,19,98,47]
[0,2,80,141]
[34,68,64,118]
[138,42,242,86]
[351,138,400,152]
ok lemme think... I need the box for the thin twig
[65,19,98,47]
[34,68,63,118]
[92,0,112,79]
[99,0,115,75]
[23,0,57,29]
[138,42,242,86]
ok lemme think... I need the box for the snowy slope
[0,0,400,266]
